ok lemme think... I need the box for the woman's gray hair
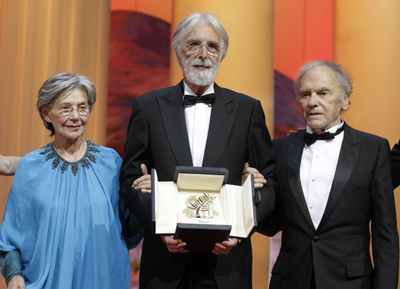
[172,12,229,62]
[294,61,353,97]
[36,72,96,136]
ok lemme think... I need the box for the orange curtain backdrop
[274,0,334,80]
[111,0,173,23]
[335,0,400,146]
[0,2,111,276]
[335,2,400,284]
[171,2,274,289]
[0,0,110,153]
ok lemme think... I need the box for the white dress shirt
[300,122,344,229]
[183,82,214,167]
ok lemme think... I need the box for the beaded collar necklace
[40,140,100,176]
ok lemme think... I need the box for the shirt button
[312,179,315,182]
[313,236,319,242]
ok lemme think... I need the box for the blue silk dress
[0,141,131,288]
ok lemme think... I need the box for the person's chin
[306,115,323,123]
[66,127,85,138]
[187,74,213,87]
[306,120,325,131]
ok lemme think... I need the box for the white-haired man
[120,12,276,289]
[262,61,398,289]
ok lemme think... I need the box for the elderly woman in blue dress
[0,73,140,289]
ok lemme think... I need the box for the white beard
[181,57,219,86]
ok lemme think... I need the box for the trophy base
[175,223,231,251]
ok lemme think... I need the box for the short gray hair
[37,72,97,136]
[294,61,353,97]
[172,12,229,61]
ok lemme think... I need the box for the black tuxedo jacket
[263,124,398,289]
[120,81,276,289]
[391,141,400,189]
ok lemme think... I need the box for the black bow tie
[183,94,216,107]
[304,125,345,146]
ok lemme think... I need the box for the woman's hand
[242,162,266,188]
[132,163,152,193]
[8,276,25,289]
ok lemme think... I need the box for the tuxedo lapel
[202,84,237,167]
[158,81,193,166]
[318,125,360,230]
[287,131,315,230]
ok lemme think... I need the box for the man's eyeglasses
[56,104,89,117]
[185,40,220,57]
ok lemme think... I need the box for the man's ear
[42,106,52,123]
[342,95,350,112]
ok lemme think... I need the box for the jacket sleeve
[391,140,400,189]
[0,251,23,285]
[247,100,277,231]
[119,97,153,230]
[371,139,399,289]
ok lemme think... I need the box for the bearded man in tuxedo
[119,12,276,289]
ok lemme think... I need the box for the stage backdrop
[0,1,399,289]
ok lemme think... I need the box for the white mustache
[190,58,212,67]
